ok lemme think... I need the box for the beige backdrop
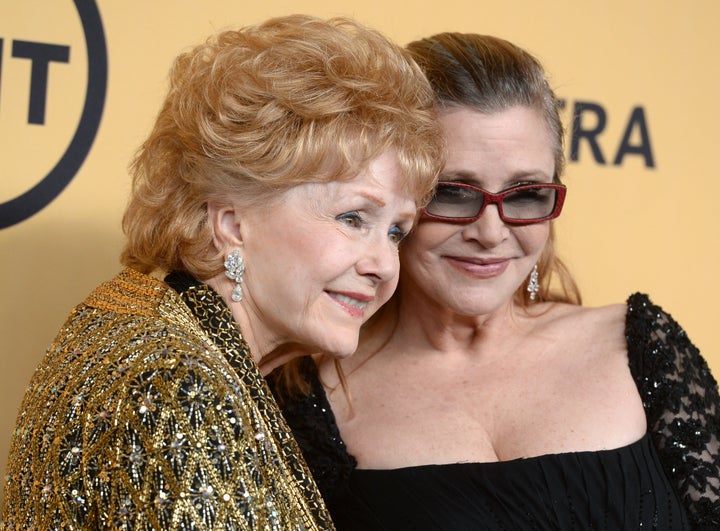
[2,0,719,506]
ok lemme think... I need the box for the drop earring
[224,249,245,302]
[527,264,539,301]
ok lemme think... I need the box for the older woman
[271,32,720,529]
[0,15,442,529]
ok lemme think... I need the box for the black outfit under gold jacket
[1,268,334,530]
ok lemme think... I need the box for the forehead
[289,149,416,206]
[438,106,555,182]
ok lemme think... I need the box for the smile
[326,291,372,318]
[333,293,370,309]
[445,256,510,278]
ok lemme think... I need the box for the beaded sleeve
[626,293,720,529]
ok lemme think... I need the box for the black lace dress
[271,294,720,530]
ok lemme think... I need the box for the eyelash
[337,211,364,229]
[336,212,408,244]
[441,178,546,189]
[388,226,408,245]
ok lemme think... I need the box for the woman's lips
[326,290,373,318]
[445,256,510,278]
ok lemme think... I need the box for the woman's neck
[393,290,525,355]
[205,273,313,376]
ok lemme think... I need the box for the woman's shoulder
[43,276,248,409]
[536,291,680,332]
[548,292,710,397]
[622,293,707,379]
[623,292,684,339]
[535,292,696,355]
[535,298,627,337]
[621,292,704,368]
[83,267,170,316]
[523,299,631,372]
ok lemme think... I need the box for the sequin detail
[625,293,720,529]
[1,268,334,530]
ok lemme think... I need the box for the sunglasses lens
[426,184,483,218]
[425,183,562,222]
[502,187,558,221]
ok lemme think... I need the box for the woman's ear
[207,200,243,254]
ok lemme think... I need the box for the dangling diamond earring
[527,264,539,301]
[224,249,245,302]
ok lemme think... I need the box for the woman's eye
[435,184,475,204]
[505,188,550,204]
[337,211,364,228]
[388,225,407,245]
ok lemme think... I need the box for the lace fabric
[626,293,720,529]
[274,293,720,529]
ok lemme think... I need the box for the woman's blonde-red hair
[121,15,443,279]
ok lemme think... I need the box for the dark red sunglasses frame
[421,182,567,225]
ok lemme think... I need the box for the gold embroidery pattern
[1,269,334,530]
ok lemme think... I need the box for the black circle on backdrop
[0,0,107,229]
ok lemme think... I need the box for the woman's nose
[461,204,509,247]
[356,235,399,283]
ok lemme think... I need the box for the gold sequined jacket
[1,268,334,530]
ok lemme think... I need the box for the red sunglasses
[421,182,567,225]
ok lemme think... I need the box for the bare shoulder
[534,300,627,332]
[528,300,629,362]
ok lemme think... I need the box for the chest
[329,334,646,468]
[329,434,689,531]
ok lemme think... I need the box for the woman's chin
[319,336,359,360]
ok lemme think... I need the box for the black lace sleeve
[270,357,357,500]
[626,293,720,529]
